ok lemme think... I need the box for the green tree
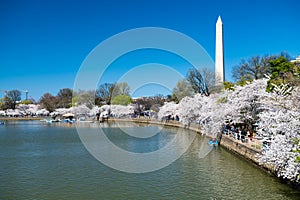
[232,55,276,82]
[0,98,4,110]
[5,90,22,109]
[0,97,10,110]
[20,99,34,105]
[172,79,194,102]
[39,93,57,112]
[223,81,235,91]
[57,88,73,108]
[111,94,132,105]
[266,56,299,92]
[71,95,79,107]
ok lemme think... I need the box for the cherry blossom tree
[158,78,300,183]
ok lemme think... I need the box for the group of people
[162,114,180,122]
[222,120,254,143]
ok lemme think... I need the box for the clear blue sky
[0,0,299,100]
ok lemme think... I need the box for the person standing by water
[241,127,247,142]
[249,129,253,141]
[96,112,100,121]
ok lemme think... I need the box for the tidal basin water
[0,121,299,199]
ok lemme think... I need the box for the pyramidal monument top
[216,16,222,24]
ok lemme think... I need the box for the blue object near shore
[208,139,219,146]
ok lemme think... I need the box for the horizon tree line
[1,52,299,111]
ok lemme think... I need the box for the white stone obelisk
[215,16,225,85]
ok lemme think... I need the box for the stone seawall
[218,135,278,176]
[108,118,203,133]
[219,135,262,165]
[108,118,279,176]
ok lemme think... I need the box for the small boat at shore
[0,121,4,125]
[208,139,219,146]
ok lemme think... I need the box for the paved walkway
[222,132,263,151]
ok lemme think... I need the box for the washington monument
[215,16,225,85]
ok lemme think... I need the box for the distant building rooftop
[291,55,300,63]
